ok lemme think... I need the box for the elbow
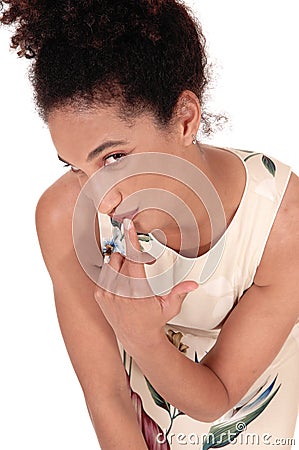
[189,404,230,424]
[202,406,230,423]
[188,384,231,423]
[190,363,231,423]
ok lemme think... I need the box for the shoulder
[35,170,82,223]
[35,171,100,274]
[35,170,99,231]
[253,170,299,286]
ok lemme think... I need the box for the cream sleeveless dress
[97,147,299,449]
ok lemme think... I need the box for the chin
[133,220,150,234]
[132,215,155,234]
[134,220,165,237]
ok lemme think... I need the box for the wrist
[122,326,167,358]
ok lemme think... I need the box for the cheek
[128,174,168,194]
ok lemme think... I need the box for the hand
[94,218,198,354]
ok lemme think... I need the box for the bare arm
[130,273,299,422]
[35,173,148,449]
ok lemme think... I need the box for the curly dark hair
[0,0,225,134]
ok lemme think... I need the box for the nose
[98,189,122,216]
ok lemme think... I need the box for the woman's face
[48,103,204,239]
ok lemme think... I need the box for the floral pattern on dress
[123,327,281,450]
[242,151,276,177]
[202,375,281,449]
[123,349,170,449]
[122,330,196,448]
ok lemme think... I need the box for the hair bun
[142,0,164,15]
[0,0,166,58]
[1,0,224,137]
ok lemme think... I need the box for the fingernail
[123,218,132,230]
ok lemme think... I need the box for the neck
[153,143,226,258]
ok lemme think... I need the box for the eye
[103,152,126,166]
[61,162,81,173]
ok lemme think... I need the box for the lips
[111,208,139,223]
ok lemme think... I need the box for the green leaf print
[137,233,153,242]
[144,376,171,413]
[202,376,281,449]
[243,152,276,177]
[262,155,276,177]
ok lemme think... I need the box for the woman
[1,1,298,449]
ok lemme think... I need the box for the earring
[192,134,197,145]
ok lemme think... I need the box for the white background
[0,1,298,448]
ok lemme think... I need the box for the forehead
[48,105,165,137]
[48,106,129,135]
[49,106,166,145]
[47,106,168,165]
[48,107,128,166]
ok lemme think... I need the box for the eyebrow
[57,140,129,166]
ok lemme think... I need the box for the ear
[175,90,201,147]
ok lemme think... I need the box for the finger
[161,280,198,314]
[109,251,125,272]
[123,218,144,278]
[97,251,124,293]
[168,280,199,298]
[123,218,155,265]
[123,218,139,250]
